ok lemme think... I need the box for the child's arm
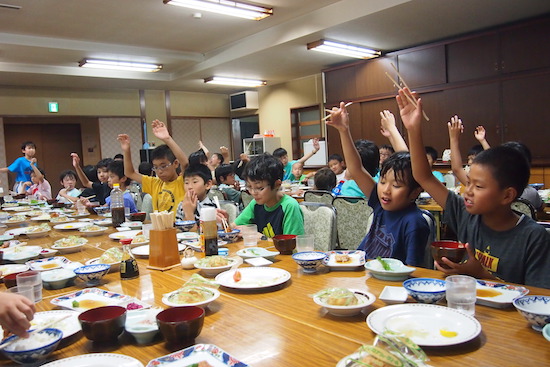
[399,88,449,209]
[220,146,230,163]
[297,138,320,164]
[379,110,408,152]
[447,116,468,186]
[326,102,375,197]
[29,158,44,183]
[117,134,142,184]
[199,141,210,159]
[152,120,189,170]
[474,125,490,150]
[58,188,79,203]
[70,153,92,188]
[435,243,498,280]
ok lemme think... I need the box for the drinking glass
[8,285,35,302]
[446,275,476,316]
[296,234,315,252]
[16,271,42,303]
[241,224,258,247]
[142,223,153,238]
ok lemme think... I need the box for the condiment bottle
[110,183,126,227]
[200,207,218,256]
[120,242,139,280]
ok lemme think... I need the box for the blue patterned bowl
[2,328,63,364]
[403,278,446,304]
[175,220,196,232]
[217,229,240,242]
[513,295,550,331]
[73,264,111,286]
[292,251,327,273]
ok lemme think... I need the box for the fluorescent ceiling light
[164,0,273,20]
[307,39,381,59]
[79,59,163,72]
[204,76,266,87]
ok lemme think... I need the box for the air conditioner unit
[230,91,259,111]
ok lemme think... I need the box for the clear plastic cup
[446,275,476,316]
[8,285,35,302]
[16,271,42,303]
[296,234,315,252]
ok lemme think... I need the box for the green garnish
[376,256,392,271]
[72,300,79,307]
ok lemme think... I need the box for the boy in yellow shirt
[117,120,188,214]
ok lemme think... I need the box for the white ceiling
[1,0,549,94]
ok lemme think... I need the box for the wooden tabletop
[1,216,549,366]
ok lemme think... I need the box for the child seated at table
[425,146,445,183]
[327,103,429,266]
[233,153,304,237]
[23,158,52,200]
[328,153,347,183]
[56,170,81,204]
[399,87,550,288]
[287,161,314,184]
[71,154,112,205]
[215,164,241,205]
[176,164,216,222]
[273,138,320,181]
[338,140,379,198]
[103,160,137,214]
[118,120,188,215]
[313,167,336,191]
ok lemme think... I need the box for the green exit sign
[48,102,59,113]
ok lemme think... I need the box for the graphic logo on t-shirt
[261,223,275,238]
[475,246,499,273]
[156,189,176,212]
[366,225,395,258]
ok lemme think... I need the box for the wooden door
[4,122,83,194]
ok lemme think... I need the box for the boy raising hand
[399,88,550,288]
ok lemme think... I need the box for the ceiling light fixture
[79,59,163,72]
[164,0,272,21]
[307,39,381,59]
[204,76,266,87]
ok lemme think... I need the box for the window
[290,105,321,159]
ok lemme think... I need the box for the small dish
[162,286,221,309]
[78,225,108,237]
[39,248,58,258]
[379,286,409,304]
[27,256,71,271]
[364,258,416,281]
[3,245,42,263]
[236,247,279,259]
[194,256,237,277]
[245,257,273,267]
[125,308,161,345]
[313,288,376,317]
[403,278,446,304]
[41,268,77,289]
[324,250,366,270]
[177,232,200,241]
[476,280,529,308]
[121,221,143,229]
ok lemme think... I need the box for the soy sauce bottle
[201,207,218,256]
[120,241,139,280]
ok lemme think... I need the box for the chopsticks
[0,314,72,350]
[385,63,430,121]
[82,195,96,200]
[322,102,353,121]
[212,196,231,232]
[150,211,173,230]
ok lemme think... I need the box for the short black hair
[212,153,224,164]
[380,152,420,192]
[113,154,124,160]
[83,165,98,182]
[215,164,234,183]
[151,144,176,162]
[380,144,395,154]
[355,139,379,177]
[468,144,484,157]
[21,141,35,150]
[425,146,438,161]
[96,158,113,170]
[328,153,343,162]
[31,167,46,178]
[272,148,287,159]
[184,163,212,184]
[138,161,153,176]
[243,153,283,189]
[59,170,77,182]
[314,167,336,191]
[473,146,529,199]
[189,149,208,166]
[502,141,532,165]
[108,160,131,186]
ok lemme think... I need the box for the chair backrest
[511,197,536,219]
[299,201,337,252]
[303,190,335,206]
[207,188,226,202]
[332,196,373,250]
[240,190,254,208]
[419,209,437,269]
[219,200,240,224]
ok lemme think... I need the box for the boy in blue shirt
[273,138,320,181]
[399,87,550,288]
[327,103,429,266]
[0,141,36,194]
[233,154,304,237]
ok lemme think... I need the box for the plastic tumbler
[445,275,477,316]
[242,224,258,247]
[16,271,42,303]
[296,234,315,252]
[8,285,35,302]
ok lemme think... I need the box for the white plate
[364,258,416,281]
[146,343,248,367]
[121,221,143,229]
[379,286,409,304]
[3,245,42,262]
[94,218,113,226]
[215,267,291,289]
[162,287,221,308]
[476,280,529,308]
[236,247,279,259]
[5,227,30,237]
[53,222,89,230]
[41,353,144,367]
[109,230,143,240]
[31,215,52,221]
[244,257,273,266]
[68,212,90,218]
[51,287,151,311]
[181,239,228,250]
[177,232,200,241]
[27,256,71,271]
[131,243,186,257]
[324,250,366,270]
[0,264,29,279]
[30,310,81,340]
[366,304,482,346]
[78,226,108,237]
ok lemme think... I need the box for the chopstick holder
[148,211,180,271]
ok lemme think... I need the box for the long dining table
[1,215,549,367]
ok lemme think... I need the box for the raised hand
[151,120,170,141]
[379,110,396,138]
[30,158,37,165]
[71,152,81,167]
[396,88,422,131]
[312,138,320,152]
[325,102,350,132]
[447,115,464,142]
[474,125,486,142]
[117,134,131,151]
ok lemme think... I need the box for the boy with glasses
[233,154,304,237]
[117,120,189,215]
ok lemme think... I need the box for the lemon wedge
[440,329,458,338]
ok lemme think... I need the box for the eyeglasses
[152,163,173,172]
[246,186,268,194]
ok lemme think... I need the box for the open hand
[71,152,81,167]
[474,125,486,142]
[152,120,170,141]
[325,102,350,132]
[0,292,35,338]
[447,115,464,141]
[117,134,131,151]
[312,138,320,152]
[396,88,422,131]
[434,243,494,279]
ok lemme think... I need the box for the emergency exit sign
[48,102,59,113]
